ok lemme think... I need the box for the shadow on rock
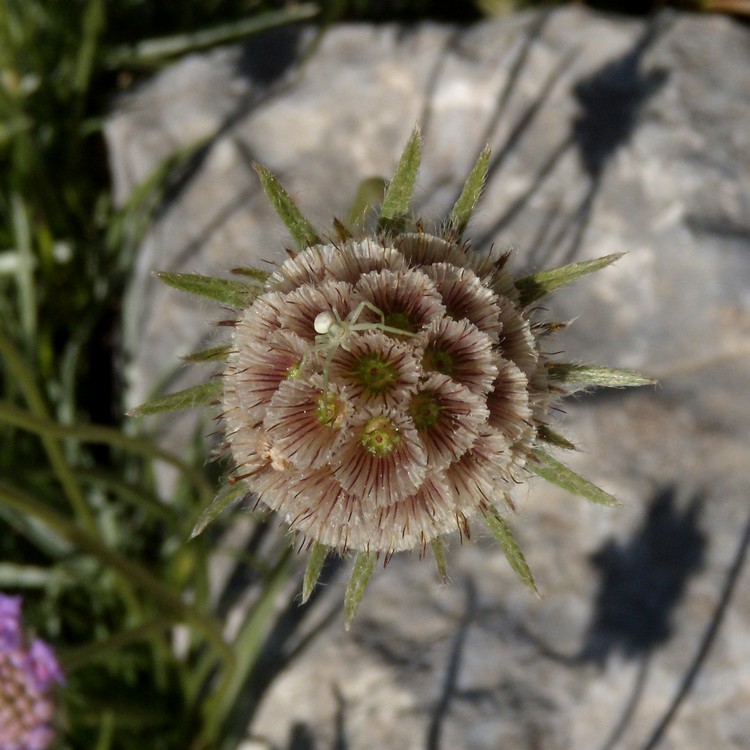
[581,486,705,665]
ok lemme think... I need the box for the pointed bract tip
[344,551,376,629]
[484,512,540,597]
[448,143,492,240]
[530,450,622,507]
[378,126,423,231]
[516,252,626,306]
[302,542,330,604]
[430,537,450,584]
[253,161,321,250]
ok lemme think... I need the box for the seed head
[142,129,653,626]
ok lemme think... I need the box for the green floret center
[354,353,398,393]
[423,346,455,377]
[409,391,441,431]
[383,310,415,334]
[360,416,401,456]
[285,360,302,379]
[316,393,346,428]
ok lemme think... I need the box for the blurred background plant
[0,0,746,748]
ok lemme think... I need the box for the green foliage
[253,163,322,250]
[430,537,449,583]
[155,271,264,308]
[0,3,342,748]
[344,551,376,630]
[104,6,320,69]
[181,346,233,363]
[537,424,577,451]
[378,125,422,232]
[447,144,491,240]
[530,450,621,507]
[547,363,655,389]
[189,482,248,540]
[484,511,539,595]
[128,381,222,417]
[302,542,330,603]
[515,253,623,306]
[0,319,305,749]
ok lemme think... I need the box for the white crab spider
[308,300,415,389]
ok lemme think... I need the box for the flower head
[0,594,64,750]
[140,129,653,626]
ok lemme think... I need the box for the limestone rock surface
[106,6,750,749]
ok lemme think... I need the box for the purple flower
[0,595,22,649]
[0,594,64,750]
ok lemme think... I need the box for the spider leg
[379,324,417,338]
[321,340,340,392]
[358,300,387,325]
[345,300,371,327]
[348,322,417,337]
[297,338,329,376]
[352,301,416,336]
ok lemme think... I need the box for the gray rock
[106,6,750,750]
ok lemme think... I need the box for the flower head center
[285,359,303,379]
[316,393,347,428]
[383,310,415,334]
[409,391,442,431]
[359,415,401,456]
[353,353,399,393]
[423,345,455,376]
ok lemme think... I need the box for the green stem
[60,618,172,671]
[104,6,319,68]
[0,400,213,504]
[198,546,293,744]
[0,482,231,664]
[0,329,97,530]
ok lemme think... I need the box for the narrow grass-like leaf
[448,145,491,239]
[344,551,376,630]
[0,483,231,662]
[155,271,257,308]
[11,194,36,346]
[200,548,293,743]
[537,425,576,451]
[378,126,422,231]
[74,468,178,524]
[516,253,624,306]
[190,482,248,540]
[547,363,655,389]
[105,5,319,68]
[430,538,449,583]
[302,542,330,603]
[0,400,212,501]
[73,0,104,93]
[107,138,209,262]
[0,330,96,530]
[530,450,621,507]
[0,564,74,588]
[128,380,221,417]
[0,117,32,147]
[253,163,321,250]
[484,513,539,596]
[61,619,173,671]
[181,346,232,363]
